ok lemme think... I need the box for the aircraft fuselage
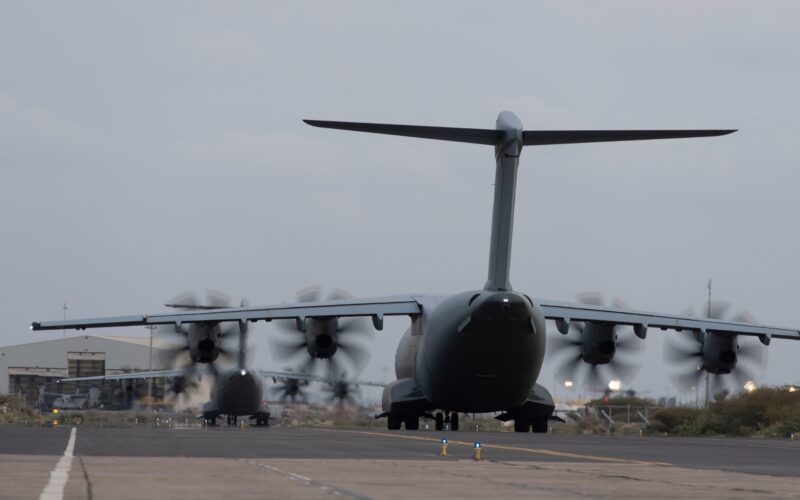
[391,112,548,415]
[407,291,546,413]
[209,369,264,416]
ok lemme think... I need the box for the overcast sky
[2,1,799,402]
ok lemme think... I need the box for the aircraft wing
[537,299,800,343]
[258,369,386,388]
[58,369,186,382]
[31,296,422,332]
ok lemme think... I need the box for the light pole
[62,302,67,339]
[705,278,711,407]
[145,325,156,410]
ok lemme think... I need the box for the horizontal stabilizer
[304,120,502,145]
[305,119,735,147]
[523,129,735,146]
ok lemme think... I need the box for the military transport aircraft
[59,300,383,426]
[33,111,800,433]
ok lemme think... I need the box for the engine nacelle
[187,323,224,363]
[580,323,617,365]
[701,332,738,374]
[304,317,340,359]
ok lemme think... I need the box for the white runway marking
[39,427,76,500]
[242,459,371,500]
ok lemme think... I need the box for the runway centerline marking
[39,427,76,500]
[241,459,372,500]
[316,429,671,466]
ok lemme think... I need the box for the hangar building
[0,335,169,409]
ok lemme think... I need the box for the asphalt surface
[2,425,800,499]
[2,425,799,475]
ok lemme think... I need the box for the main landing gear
[202,412,220,427]
[436,412,458,431]
[381,411,459,431]
[250,411,270,427]
[513,418,548,433]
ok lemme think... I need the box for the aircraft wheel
[450,412,459,431]
[531,419,548,433]
[405,416,419,430]
[514,419,530,432]
[387,414,402,430]
[435,412,444,431]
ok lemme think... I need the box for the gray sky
[2,1,799,402]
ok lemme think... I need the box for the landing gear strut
[387,414,402,430]
[532,419,548,433]
[435,412,444,431]
[251,411,270,427]
[514,418,548,433]
[514,419,530,432]
[202,413,219,427]
[442,412,459,431]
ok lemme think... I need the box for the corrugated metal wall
[0,335,167,393]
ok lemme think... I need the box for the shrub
[650,407,704,434]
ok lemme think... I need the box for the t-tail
[304,113,735,292]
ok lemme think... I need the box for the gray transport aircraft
[59,312,383,426]
[33,111,800,433]
[59,317,272,425]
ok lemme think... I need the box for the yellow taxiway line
[316,429,671,466]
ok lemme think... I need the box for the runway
[1,425,798,499]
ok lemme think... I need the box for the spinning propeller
[549,292,644,390]
[664,301,766,396]
[269,287,372,377]
[157,290,247,379]
[270,370,310,402]
[322,379,359,406]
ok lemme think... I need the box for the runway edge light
[439,437,448,457]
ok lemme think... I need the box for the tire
[450,412,459,431]
[514,419,530,432]
[531,420,548,433]
[388,414,402,430]
[405,416,420,430]
[435,412,444,431]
